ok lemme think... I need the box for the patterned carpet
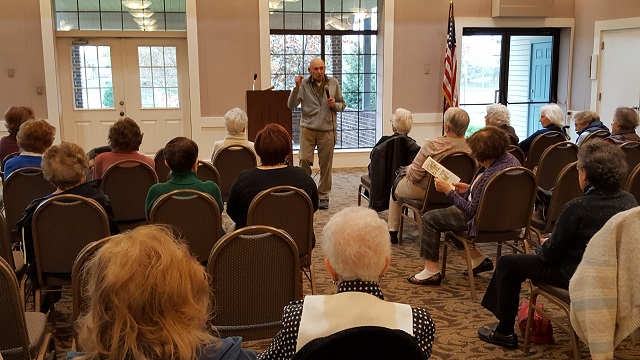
[38,168,639,359]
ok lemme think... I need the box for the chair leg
[463,244,477,302]
[36,332,54,360]
[441,242,448,279]
[35,289,41,312]
[357,184,362,206]
[309,264,317,295]
[568,323,582,360]
[497,242,503,259]
[524,289,540,355]
[398,209,405,244]
[19,276,26,306]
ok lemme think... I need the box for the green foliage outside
[465,124,483,138]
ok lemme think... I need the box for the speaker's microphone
[252,73,257,91]
[324,85,330,99]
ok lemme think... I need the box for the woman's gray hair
[444,107,470,137]
[573,110,600,127]
[485,104,511,127]
[322,206,391,282]
[577,140,627,191]
[613,107,640,131]
[223,108,248,136]
[540,103,565,127]
[391,108,413,135]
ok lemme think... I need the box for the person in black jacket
[478,140,637,349]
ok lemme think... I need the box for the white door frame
[591,17,640,112]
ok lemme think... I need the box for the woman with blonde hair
[68,225,256,360]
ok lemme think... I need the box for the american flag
[442,1,458,111]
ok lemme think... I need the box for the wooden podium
[246,90,293,164]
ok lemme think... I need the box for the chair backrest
[0,213,16,271]
[474,167,537,243]
[422,152,477,212]
[154,147,170,182]
[100,159,158,222]
[0,151,20,173]
[0,257,30,359]
[292,326,425,360]
[3,167,56,242]
[212,145,257,202]
[542,162,583,233]
[149,190,222,263]
[207,226,301,341]
[625,164,640,204]
[31,195,111,287]
[620,141,640,178]
[247,186,314,265]
[197,160,221,186]
[581,129,611,143]
[71,236,113,349]
[535,141,578,190]
[524,131,567,170]
[507,145,526,166]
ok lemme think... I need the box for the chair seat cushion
[534,282,570,304]
[360,175,371,188]
[25,311,47,354]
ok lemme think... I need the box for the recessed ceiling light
[122,1,152,10]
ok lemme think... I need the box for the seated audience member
[259,206,435,360]
[0,105,34,162]
[3,119,56,179]
[407,126,520,286]
[518,103,567,154]
[366,108,419,213]
[227,123,318,229]
[478,140,636,349]
[485,104,519,145]
[372,107,414,148]
[604,106,640,144]
[387,107,471,243]
[67,225,257,360]
[92,117,154,179]
[17,142,119,286]
[211,107,258,162]
[573,110,608,146]
[145,137,223,220]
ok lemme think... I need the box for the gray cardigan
[287,75,346,131]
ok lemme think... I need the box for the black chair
[197,160,221,186]
[292,326,425,360]
[154,147,170,182]
[524,131,567,170]
[534,141,578,191]
[212,145,257,202]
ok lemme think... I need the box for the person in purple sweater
[0,105,34,163]
[407,126,521,286]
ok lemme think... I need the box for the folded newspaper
[421,156,461,185]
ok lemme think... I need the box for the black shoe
[463,258,494,276]
[319,199,329,209]
[389,231,398,245]
[407,272,442,286]
[478,326,518,349]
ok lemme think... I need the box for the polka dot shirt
[258,280,435,359]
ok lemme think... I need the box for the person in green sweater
[145,137,223,220]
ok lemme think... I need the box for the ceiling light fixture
[268,0,283,11]
[122,1,152,10]
[129,10,154,18]
[134,17,157,26]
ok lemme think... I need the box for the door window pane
[138,46,179,108]
[72,45,114,109]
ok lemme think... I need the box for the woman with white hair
[259,206,435,360]
[517,103,567,153]
[485,103,518,145]
[387,107,471,243]
[211,107,258,161]
[372,107,414,148]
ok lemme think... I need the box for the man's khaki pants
[299,127,334,200]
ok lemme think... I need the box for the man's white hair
[540,103,565,127]
[322,206,391,282]
[223,108,248,136]
[485,104,511,127]
[392,108,413,135]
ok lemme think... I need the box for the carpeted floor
[39,167,640,359]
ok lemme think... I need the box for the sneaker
[319,199,329,209]
[389,231,398,245]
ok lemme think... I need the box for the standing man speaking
[288,58,345,209]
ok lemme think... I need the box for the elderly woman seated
[604,106,640,144]
[3,119,55,179]
[517,103,567,154]
[211,107,259,162]
[407,126,520,286]
[372,107,414,148]
[485,104,518,145]
[145,136,223,219]
[92,117,154,179]
[67,226,257,360]
[259,206,435,360]
[17,142,119,290]
[0,105,34,162]
[573,110,608,146]
[388,107,471,243]
[227,123,318,229]
[478,141,637,349]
